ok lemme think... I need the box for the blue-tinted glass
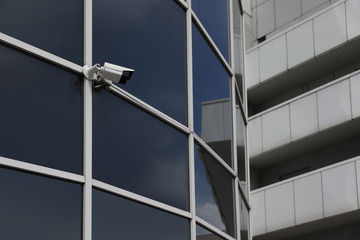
[195,144,235,237]
[192,24,232,167]
[93,90,188,210]
[0,167,82,240]
[192,0,229,61]
[93,0,186,124]
[0,0,83,64]
[196,225,225,240]
[0,44,82,174]
[93,189,190,240]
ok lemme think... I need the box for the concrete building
[0,0,250,240]
[246,0,360,239]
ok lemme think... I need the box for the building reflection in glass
[196,96,246,238]
[195,143,235,237]
[193,23,232,167]
[200,98,232,167]
[200,96,247,187]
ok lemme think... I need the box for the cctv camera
[102,62,134,84]
[82,62,134,86]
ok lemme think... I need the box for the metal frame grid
[0,0,250,239]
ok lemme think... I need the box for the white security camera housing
[102,62,134,84]
[82,62,134,86]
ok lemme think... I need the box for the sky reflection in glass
[93,189,190,240]
[93,90,188,210]
[0,0,83,64]
[193,23,232,167]
[0,44,83,174]
[192,0,229,61]
[0,167,82,240]
[196,225,225,240]
[93,0,187,124]
[195,144,235,237]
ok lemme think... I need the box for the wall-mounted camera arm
[82,64,106,88]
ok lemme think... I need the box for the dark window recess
[257,35,266,44]
[279,167,310,181]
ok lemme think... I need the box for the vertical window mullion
[83,0,93,239]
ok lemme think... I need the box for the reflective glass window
[93,0,187,124]
[0,167,82,240]
[239,190,249,240]
[93,90,188,210]
[0,0,83,64]
[192,0,229,61]
[236,94,247,194]
[235,74,244,103]
[193,24,232,167]
[195,143,235,237]
[0,44,83,174]
[233,0,244,101]
[93,189,190,240]
[232,0,242,37]
[196,225,225,240]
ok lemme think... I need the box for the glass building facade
[0,0,249,239]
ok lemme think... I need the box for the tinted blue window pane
[93,189,190,240]
[195,144,235,237]
[93,0,186,124]
[0,167,82,240]
[0,0,83,64]
[0,44,83,174]
[93,90,188,210]
[197,225,225,240]
[192,0,229,61]
[193,24,232,167]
